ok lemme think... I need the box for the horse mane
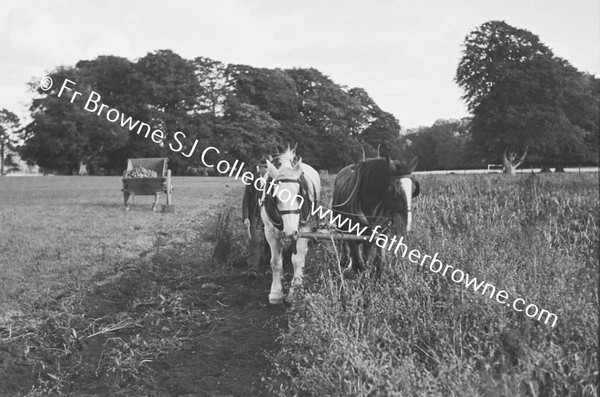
[359,158,390,202]
[277,148,296,168]
[264,147,319,229]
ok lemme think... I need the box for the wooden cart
[122,157,173,212]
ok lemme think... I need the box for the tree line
[9,52,403,175]
[0,20,597,175]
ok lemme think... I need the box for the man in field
[242,155,272,278]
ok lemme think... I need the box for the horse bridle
[272,178,303,217]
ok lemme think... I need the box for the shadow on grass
[0,220,289,396]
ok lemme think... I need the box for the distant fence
[414,167,599,176]
[5,169,43,177]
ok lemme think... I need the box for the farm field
[0,173,598,396]
[0,176,286,396]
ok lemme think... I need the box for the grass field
[0,176,265,395]
[0,173,598,396]
[277,172,599,396]
[0,176,233,315]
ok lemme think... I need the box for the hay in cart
[122,157,173,212]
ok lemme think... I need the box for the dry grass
[1,173,597,396]
[273,172,598,396]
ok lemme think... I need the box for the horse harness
[262,174,315,231]
[332,161,420,233]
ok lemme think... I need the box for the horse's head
[266,157,305,239]
[384,156,420,232]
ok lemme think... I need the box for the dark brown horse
[332,156,419,272]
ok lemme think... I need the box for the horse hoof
[269,292,284,305]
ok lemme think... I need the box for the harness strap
[279,209,301,215]
[332,165,361,208]
[264,176,313,230]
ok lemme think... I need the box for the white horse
[261,149,321,304]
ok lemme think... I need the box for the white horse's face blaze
[277,180,302,238]
[385,175,419,233]
[266,159,304,238]
[399,177,414,231]
[385,157,419,233]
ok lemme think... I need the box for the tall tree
[20,67,128,172]
[21,61,135,173]
[285,68,366,168]
[227,64,300,122]
[0,109,20,176]
[398,118,471,171]
[192,57,231,119]
[348,87,402,158]
[456,20,596,174]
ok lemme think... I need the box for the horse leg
[370,245,386,279]
[349,242,365,273]
[363,242,384,276]
[289,237,308,297]
[265,226,284,305]
[340,241,352,271]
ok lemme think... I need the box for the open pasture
[0,172,598,396]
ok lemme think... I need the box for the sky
[1,0,599,130]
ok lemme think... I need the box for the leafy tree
[218,97,283,164]
[456,20,597,174]
[135,50,201,166]
[0,109,20,176]
[192,57,231,119]
[456,21,554,112]
[75,56,147,171]
[348,87,402,158]
[226,65,301,123]
[398,118,472,171]
[20,50,406,174]
[21,65,132,173]
[21,51,205,173]
[285,68,370,169]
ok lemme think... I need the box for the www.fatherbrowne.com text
[308,202,558,328]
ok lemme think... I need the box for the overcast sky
[1,0,598,129]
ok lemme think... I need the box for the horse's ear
[294,157,303,172]
[266,160,278,178]
[408,157,418,172]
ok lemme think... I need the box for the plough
[298,230,368,241]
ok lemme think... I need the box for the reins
[331,165,361,209]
